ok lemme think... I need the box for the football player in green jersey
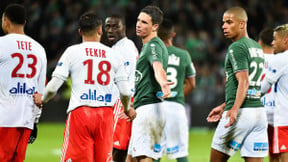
[127,5,173,162]
[206,7,268,162]
[154,18,196,162]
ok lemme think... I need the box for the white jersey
[52,42,128,113]
[261,53,276,125]
[264,50,288,126]
[0,34,47,129]
[111,37,138,99]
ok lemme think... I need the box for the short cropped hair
[274,24,288,38]
[158,18,174,41]
[79,12,102,35]
[258,28,274,47]
[3,4,26,25]
[141,5,163,25]
[107,13,126,26]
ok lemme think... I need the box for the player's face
[136,12,153,38]
[222,13,242,41]
[104,17,124,45]
[272,31,286,54]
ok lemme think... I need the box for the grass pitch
[25,123,268,162]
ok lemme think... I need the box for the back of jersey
[0,34,47,129]
[52,42,127,113]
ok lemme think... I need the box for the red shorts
[113,99,133,150]
[267,125,280,158]
[272,125,288,153]
[61,106,113,162]
[0,127,31,162]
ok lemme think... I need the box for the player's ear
[172,32,176,38]
[98,26,102,35]
[152,24,159,32]
[78,28,82,36]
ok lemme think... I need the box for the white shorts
[128,103,165,160]
[160,101,188,159]
[211,107,268,157]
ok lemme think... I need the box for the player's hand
[124,108,137,121]
[206,105,224,122]
[160,81,174,99]
[28,123,38,144]
[224,108,238,128]
[33,93,43,108]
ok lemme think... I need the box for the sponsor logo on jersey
[168,54,180,66]
[261,97,275,107]
[80,89,111,102]
[228,140,241,151]
[246,88,261,99]
[57,62,63,66]
[9,82,35,95]
[124,61,130,66]
[253,142,268,151]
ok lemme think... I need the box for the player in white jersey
[262,24,288,162]
[258,28,279,162]
[0,4,47,162]
[104,13,138,162]
[33,12,136,162]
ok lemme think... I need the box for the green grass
[25,123,269,162]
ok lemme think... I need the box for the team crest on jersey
[135,70,142,83]
[57,62,63,66]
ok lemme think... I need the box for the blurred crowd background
[1,0,288,127]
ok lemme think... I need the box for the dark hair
[158,18,174,41]
[3,4,26,25]
[259,28,274,47]
[141,5,163,25]
[107,13,126,26]
[79,12,102,35]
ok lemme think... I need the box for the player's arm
[261,77,272,95]
[33,77,64,107]
[152,61,173,98]
[184,76,196,96]
[225,70,249,128]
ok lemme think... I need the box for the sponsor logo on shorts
[280,145,287,150]
[167,145,179,154]
[66,158,72,162]
[80,89,111,103]
[153,143,162,153]
[253,142,268,151]
[228,140,241,151]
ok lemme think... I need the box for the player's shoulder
[272,50,288,64]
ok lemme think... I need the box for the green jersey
[134,37,168,109]
[165,46,196,105]
[224,37,264,111]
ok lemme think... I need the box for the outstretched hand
[207,105,224,122]
[160,81,174,99]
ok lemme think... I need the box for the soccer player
[206,7,268,162]
[156,18,196,162]
[33,12,136,162]
[104,13,138,161]
[261,24,288,162]
[0,4,47,162]
[258,28,279,162]
[127,5,172,162]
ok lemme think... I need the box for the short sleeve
[228,44,249,72]
[146,42,164,65]
[185,52,196,77]
[52,48,71,81]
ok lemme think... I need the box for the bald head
[224,7,248,22]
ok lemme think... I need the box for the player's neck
[232,31,248,42]
[262,47,274,54]
[163,39,173,47]
[82,35,101,42]
[8,26,24,35]
[142,32,157,45]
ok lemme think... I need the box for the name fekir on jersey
[0,34,47,129]
[261,53,275,125]
[111,37,138,99]
[52,42,128,113]
[264,50,288,126]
